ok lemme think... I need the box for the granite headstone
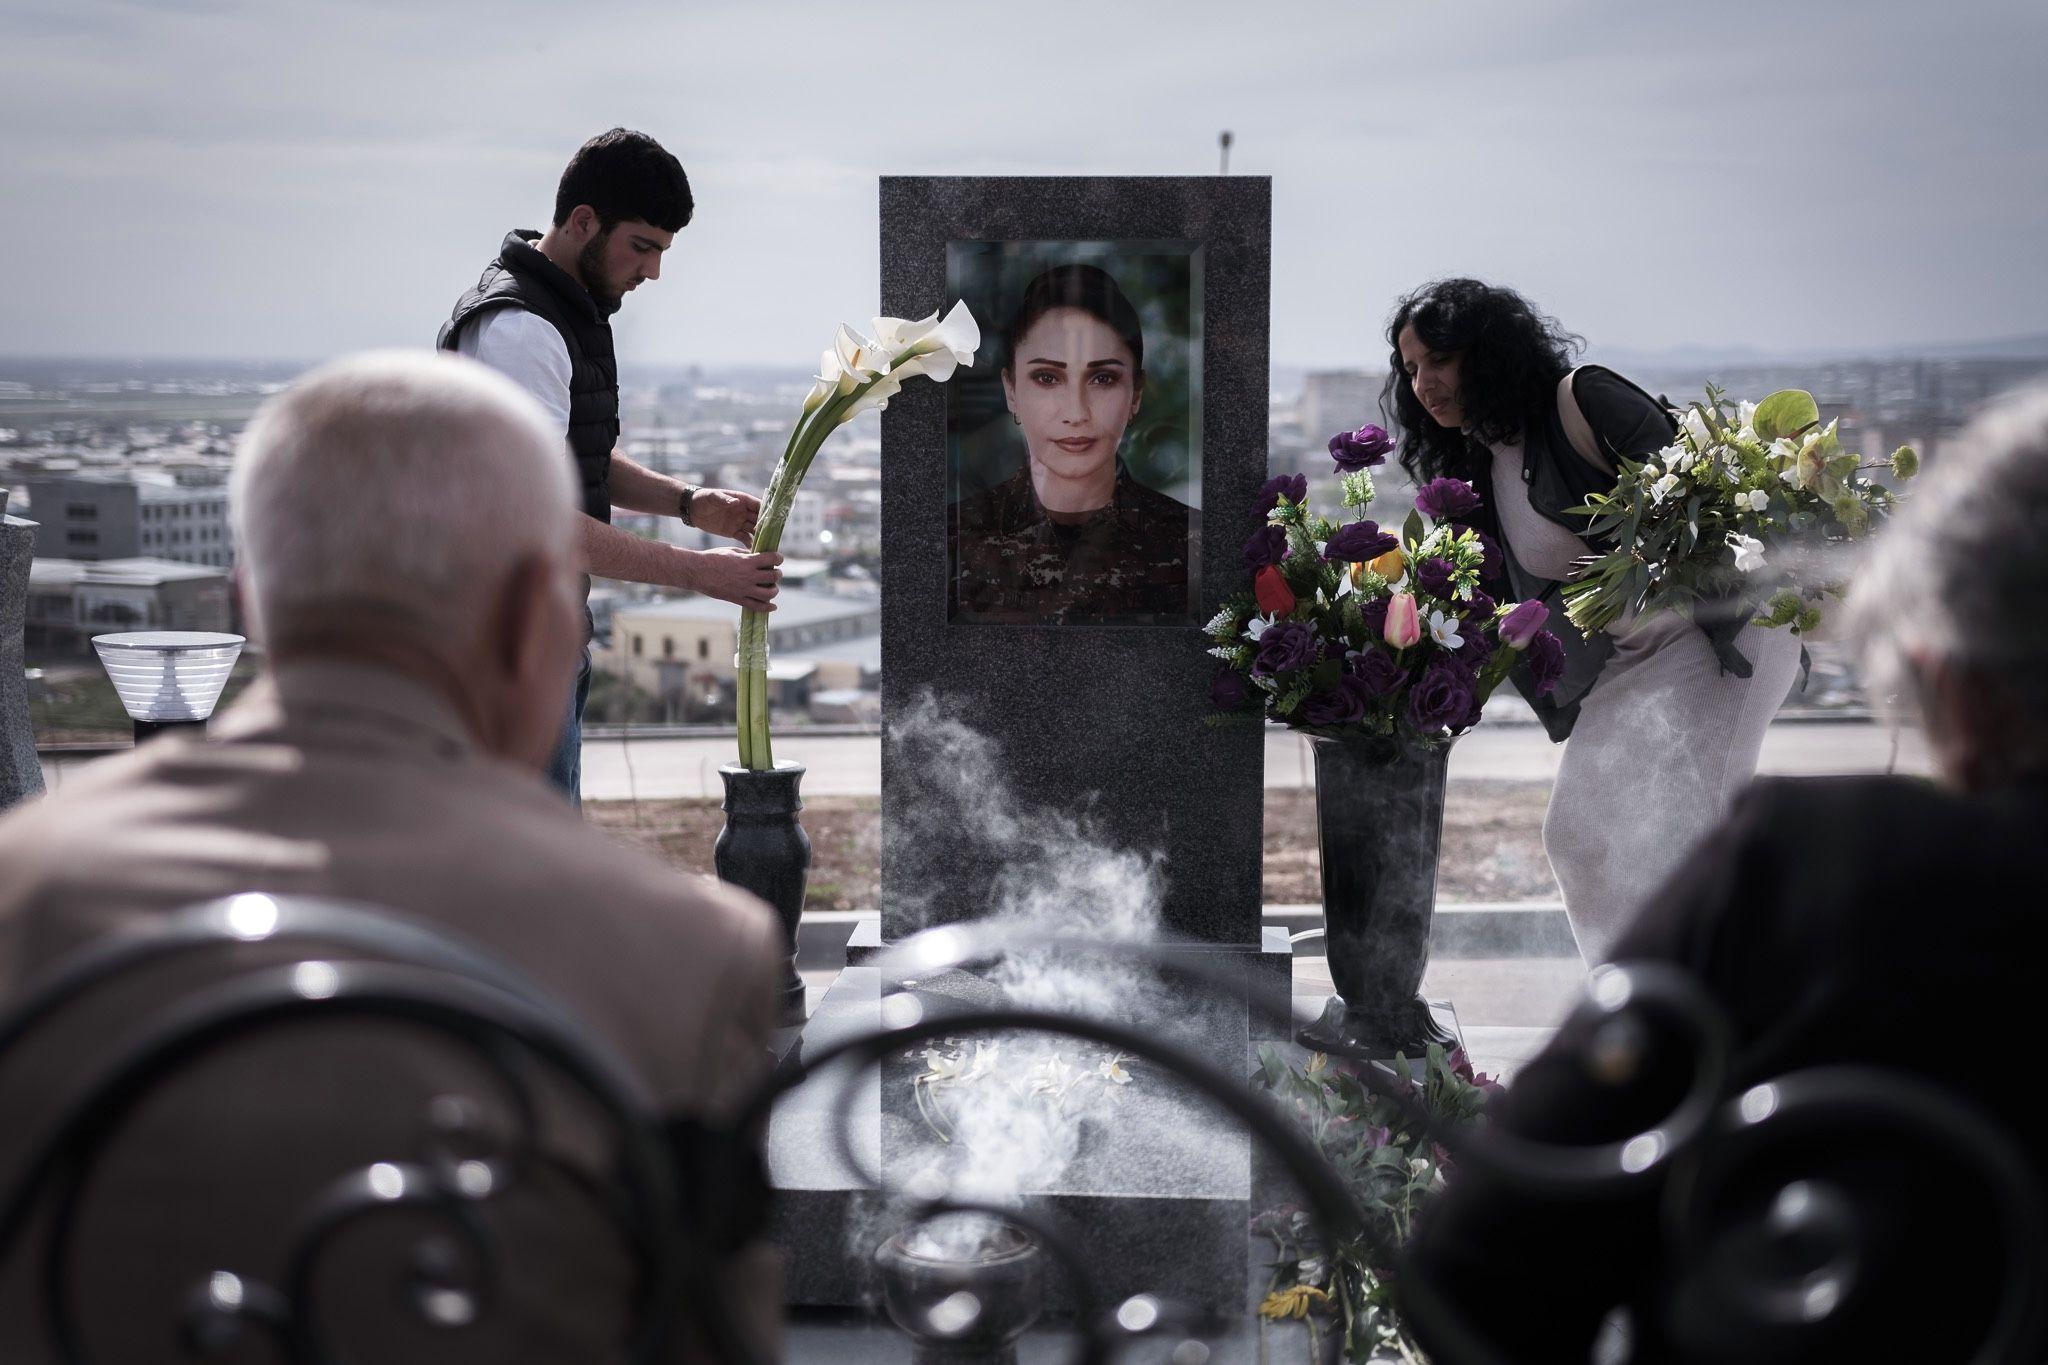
[1,492,46,809]
[877,175,1272,946]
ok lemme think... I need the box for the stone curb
[794,901,1577,969]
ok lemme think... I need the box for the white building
[24,473,233,569]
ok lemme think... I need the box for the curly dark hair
[1380,278,1581,483]
[553,128,694,232]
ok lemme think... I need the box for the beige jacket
[0,661,782,1362]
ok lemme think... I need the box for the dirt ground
[586,780,1560,912]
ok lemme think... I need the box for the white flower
[1737,399,1758,432]
[1729,533,1768,573]
[1682,409,1713,450]
[1741,489,1770,513]
[804,346,858,412]
[1028,1053,1076,1101]
[833,323,890,381]
[1425,608,1464,650]
[1203,606,1241,637]
[1098,1055,1132,1085]
[871,299,981,379]
[1651,472,1684,504]
[920,1047,968,1084]
[1245,616,1275,643]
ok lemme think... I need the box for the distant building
[1300,370,1383,447]
[24,557,232,655]
[781,489,826,557]
[601,586,880,719]
[24,473,233,569]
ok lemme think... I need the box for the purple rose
[1456,628,1495,673]
[1416,477,1481,521]
[1252,620,1319,678]
[1210,668,1248,711]
[1499,599,1550,649]
[1415,556,1457,599]
[1300,677,1369,727]
[1524,629,1566,697]
[1328,423,1395,472]
[1461,588,1497,623]
[1242,524,1289,570]
[1467,527,1506,583]
[1356,594,1390,639]
[1454,689,1486,732]
[1348,648,1406,699]
[1325,519,1398,563]
[1408,660,1477,732]
[1257,472,1308,517]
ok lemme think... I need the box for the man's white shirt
[454,308,572,436]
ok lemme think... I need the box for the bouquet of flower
[1559,386,1918,638]
[1207,425,1567,745]
[1251,1042,1500,1362]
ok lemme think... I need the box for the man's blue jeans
[545,643,593,809]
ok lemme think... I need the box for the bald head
[229,351,584,767]
[231,350,576,649]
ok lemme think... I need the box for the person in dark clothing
[1384,279,1799,960]
[439,128,781,803]
[1407,383,2048,1364]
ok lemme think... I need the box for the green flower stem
[736,365,912,770]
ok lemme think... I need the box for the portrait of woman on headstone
[947,248,1202,625]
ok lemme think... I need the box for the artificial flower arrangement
[736,302,980,770]
[1560,386,1918,638]
[1207,425,1567,742]
[1251,1042,1499,1362]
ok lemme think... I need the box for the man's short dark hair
[552,128,694,233]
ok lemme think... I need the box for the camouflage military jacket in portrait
[949,466,1198,625]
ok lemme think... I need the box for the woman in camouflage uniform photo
[949,263,1197,625]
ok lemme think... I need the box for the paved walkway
[578,717,1928,802]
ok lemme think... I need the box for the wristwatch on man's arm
[677,483,699,526]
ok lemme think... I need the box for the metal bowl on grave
[876,1219,1044,1364]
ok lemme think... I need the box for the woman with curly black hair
[1381,278,1801,962]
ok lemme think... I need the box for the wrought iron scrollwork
[0,895,750,1365]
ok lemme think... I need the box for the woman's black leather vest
[438,230,620,524]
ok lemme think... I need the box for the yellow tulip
[1367,547,1406,581]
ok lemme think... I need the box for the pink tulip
[1383,592,1421,648]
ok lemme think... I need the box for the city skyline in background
[2,0,2044,369]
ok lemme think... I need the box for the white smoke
[879,690,1182,1258]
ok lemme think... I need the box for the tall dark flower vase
[715,762,810,1027]
[1296,735,1461,1061]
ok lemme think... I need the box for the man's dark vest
[438,230,619,523]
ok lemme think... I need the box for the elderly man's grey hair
[230,350,576,649]
[1848,382,2048,734]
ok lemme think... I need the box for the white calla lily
[833,323,890,381]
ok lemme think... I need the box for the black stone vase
[714,762,810,1027]
[1296,734,1461,1060]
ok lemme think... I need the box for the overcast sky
[2,0,2042,369]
